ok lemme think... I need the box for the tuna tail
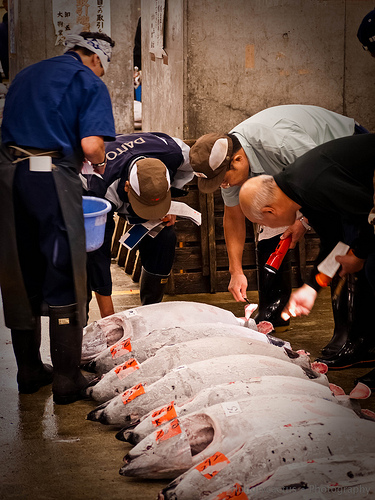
[284,347,301,359]
[301,366,321,379]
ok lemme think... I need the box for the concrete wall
[8,1,375,137]
[141,0,375,138]
[9,0,138,134]
[141,0,185,136]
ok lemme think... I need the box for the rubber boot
[11,317,53,394]
[49,304,90,405]
[139,267,169,305]
[315,271,375,370]
[320,273,350,357]
[253,236,292,332]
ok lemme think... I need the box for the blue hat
[357,9,375,53]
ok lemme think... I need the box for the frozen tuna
[81,301,242,363]
[213,453,375,500]
[86,354,328,427]
[85,322,270,375]
[159,417,375,499]
[88,336,311,403]
[120,375,338,445]
[119,394,358,479]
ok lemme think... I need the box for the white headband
[64,33,113,74]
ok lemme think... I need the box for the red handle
[265,235,292,273]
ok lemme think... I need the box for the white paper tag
[317,241,350,278]
[221,401,242,416]
[29,156,52,172]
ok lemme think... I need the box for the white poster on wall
[52,0,111,46]
[150,0,167,60]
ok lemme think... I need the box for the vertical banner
[52,0,111,46]
[150,0,167,61]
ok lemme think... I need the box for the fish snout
[81,359,97,373]
[119,454,135,476]
[122,430,140,445]
[86,400,111,423]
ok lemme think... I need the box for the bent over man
[81,132,193,316]
[239,133,375,389]
[189,104,368,352]
[0,31,116,404]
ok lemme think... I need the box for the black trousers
[13,163,76,309]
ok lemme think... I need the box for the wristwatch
[298,216,311,231]
[92,158,107,168]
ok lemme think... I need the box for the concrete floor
[1,264,374,500]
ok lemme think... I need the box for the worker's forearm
[223,208,247,275]
[81,136,106,164]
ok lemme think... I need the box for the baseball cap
[357,9,375,53]
[189,133,233,193]
[128,158,171,220]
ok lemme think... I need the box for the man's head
[239,175,299,227]
[189,133,249,193]
[125,158,171,220]
[357,9,375,57]
[64,31,115,76]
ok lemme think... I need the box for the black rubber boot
[355,368,375,390]
[49,304,90,405]
[320,273,350,357]
[11,317,53,394]
[315,271,375,370]
[253,236,292,332]
[139,267,169,305]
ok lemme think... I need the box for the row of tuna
[81,301,375,499]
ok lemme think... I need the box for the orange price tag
[114,358,139,380]
[121,383,145,405]
[151,402,177,427]
[110,338,132,359]
[212,483,248,500]
[195,451,230,479]
[155,419,182,442]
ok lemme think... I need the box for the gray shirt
[222,104,355,207]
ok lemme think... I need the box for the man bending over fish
[189,104,369,368]
[239,133,375,389]
[81,132,193,317]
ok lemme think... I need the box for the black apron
[0,145,87,329]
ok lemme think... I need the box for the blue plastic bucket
[82,196,112,252]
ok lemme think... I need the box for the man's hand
[228,273,248,302]
[161,214,177,226]
[335,252,365,276]
[281,219,307,249]
[281,284,318,319]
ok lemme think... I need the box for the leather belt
[9,145,61,159]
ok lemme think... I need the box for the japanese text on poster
[52,0,111,46]
[150,0,167,59]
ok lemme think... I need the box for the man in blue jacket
[81,132,193,317]
[0,31,116,404]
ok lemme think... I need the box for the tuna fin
[349,382,371,400]
[329,383,346,396]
